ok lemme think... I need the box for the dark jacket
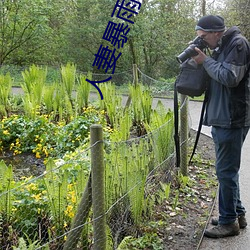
[203,26,250,128]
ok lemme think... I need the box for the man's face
[196,30,221,49]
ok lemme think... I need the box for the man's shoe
[238,215,248,228]
[211,214,247,229]
[204,222,240,238]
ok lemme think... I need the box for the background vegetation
[0,0,249,84]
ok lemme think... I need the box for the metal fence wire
[0,121,182,249]
[0,66,191,249]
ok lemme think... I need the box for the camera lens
[176,44,198,63]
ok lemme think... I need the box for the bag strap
[174,80,180,168]
[188,91,208,164]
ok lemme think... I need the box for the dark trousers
[211,126,249,225]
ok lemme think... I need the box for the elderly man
[192,15,250,238]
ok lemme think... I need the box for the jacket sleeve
[203,38,250,87]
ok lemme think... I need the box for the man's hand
[192,47,207,64]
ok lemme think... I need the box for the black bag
[175,58,208,97]
[174,58,209,168]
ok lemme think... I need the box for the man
[192,15,250,238]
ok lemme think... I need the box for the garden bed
[160,131,217,250]
[0,130,217,250]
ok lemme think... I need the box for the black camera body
[176,36,208,63]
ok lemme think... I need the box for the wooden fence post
[125,64,138,109]
[133,63,138,86]
[91,124,106,250]
[63,175,92,250]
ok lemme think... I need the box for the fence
[0,64,191,249]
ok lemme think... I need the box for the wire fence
[1,63,175,97]
[0,65,191,249]
[0,117,190,249]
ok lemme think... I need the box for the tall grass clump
[76,72,92,112]
[129,83,153,135]
[99,82,122,128]
[105,136,153,246]
[61,63,76,103]
[21,65,47,118]
[43,84,56,114]
[0,73,12,117]
[145,100,175,164]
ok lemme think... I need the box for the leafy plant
[43,84,56,114]
[13,236,42,250]
[117,233,163,250]
[100,82,122,128]
[129,83,153,127]
[0,73,12,117]
[0,161,15,222]
[60,63,76,103]
[76,72,92,111]
[158,182,171,203]
[145,100,174,164]
[21,65,47,118]
[12,176,49,241]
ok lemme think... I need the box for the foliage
[21,65,47,118]
[0,0,228,81]
[0,149,91,248]
[0,108,102,158]
[61,63,76,102]
[0,73,12,117]
[0,0,52,65]
[0,161,15,222]
[13,235,46,250]
[99,81,123,128]
[129,83,153,135]
[76,72,92,110]
[220,0,250,40]
[145,100,175,163]
[117,233,163,250]
[0,79,177,248]
[12,176,49,241]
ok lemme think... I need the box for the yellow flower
[100,110,106,115]
[36,152,41,159]
[71,195,76,204]
[14,149,22,155]
[32,193,42,201]
[43,147,49,157]
[12,207,17,212]
[65,205,74,218]
[3,130,9,135]
[26,183,37,191]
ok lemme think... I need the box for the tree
[220,0,250,39]
[0,0,52,65]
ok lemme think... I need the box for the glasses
[198,32,214,40]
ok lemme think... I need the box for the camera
[176,36,208,64]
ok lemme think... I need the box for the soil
[0,152,45,180]
[158,130,217,250]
